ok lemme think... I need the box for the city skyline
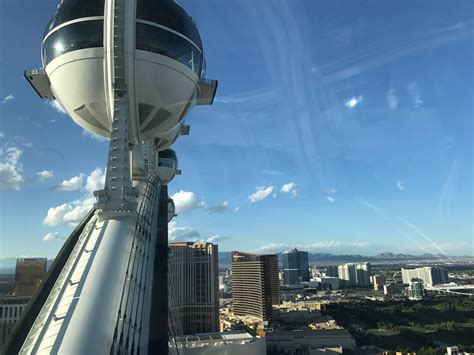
[1,0,473,258]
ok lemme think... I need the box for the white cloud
[0,132,4,138]
[2,94,14,104]
[0,146,24,190]
[387,89,398,110]
[207,201,229,214]
[280,182,299,197]
[257,243,291,253]
[344,95,363,108]
[171,190,205,214]
[256,241,370,254]
[248,185,274,203]
[54,174,84,191]
[326,188,337,195]
[43,196,95,226]
[47,100,66,114]
[168,221,200,241]
[396,180,405,191]
[234,206,240,212]
[85,167,105,193]
[206,234,229,243]
[326,196,335,203]
[43,168,106,226]
[42,232,63,241]
[36,170,54,182]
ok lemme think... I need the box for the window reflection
[136,0,202,51]
[44,0,105,36]
[42,20,203,76]
[136,23,203,76]
[42,20,103,66]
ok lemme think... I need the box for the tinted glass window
[136,0,202,50]
[44,0,105,36]
[136,23,202,76]
[42,20,103,66]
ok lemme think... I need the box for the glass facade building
[231,252,279,322]
[281,249,309,286]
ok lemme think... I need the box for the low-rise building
[266,329,356,353]
[383,283,405,296]
[171,330,266,354]
[274,307,326,325]
[309,277,340,290]
[0,295,31,347]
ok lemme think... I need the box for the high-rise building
[338,264,356,287]
[337,263,371,287]
[356,262,371,287]
[14,258,47,297]
[431,267,449,285]
[372,275,387,291]
[281,249,309,286]
[231,252,279,322]
[325,265,339,278]
[168,242,219,335]
[401,267,448,286]
[408,279,425,300]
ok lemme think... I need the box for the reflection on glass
[44,0,105,36]
[136,0,202,51]
[42,20,103,66]
[158,158,177,169]
[136,23,203,76]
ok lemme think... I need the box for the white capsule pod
[41,0,205,150]
[156,149,179,184]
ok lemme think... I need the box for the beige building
[172,331,266,354]
[401,267,448,286]
[14,258,47,297]
[169,242,219,335]
[0,295,30,347]
[266,329,356,353]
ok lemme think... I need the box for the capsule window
[136,0,202,51]
[136,23,203,76]
[42,20,104,66]
[44,0,105,36]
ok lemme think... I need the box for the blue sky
[0,0,472,258]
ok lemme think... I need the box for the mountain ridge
[218,251,472,266]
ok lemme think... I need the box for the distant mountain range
[0,252,471,274]
[218,251,472,267]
